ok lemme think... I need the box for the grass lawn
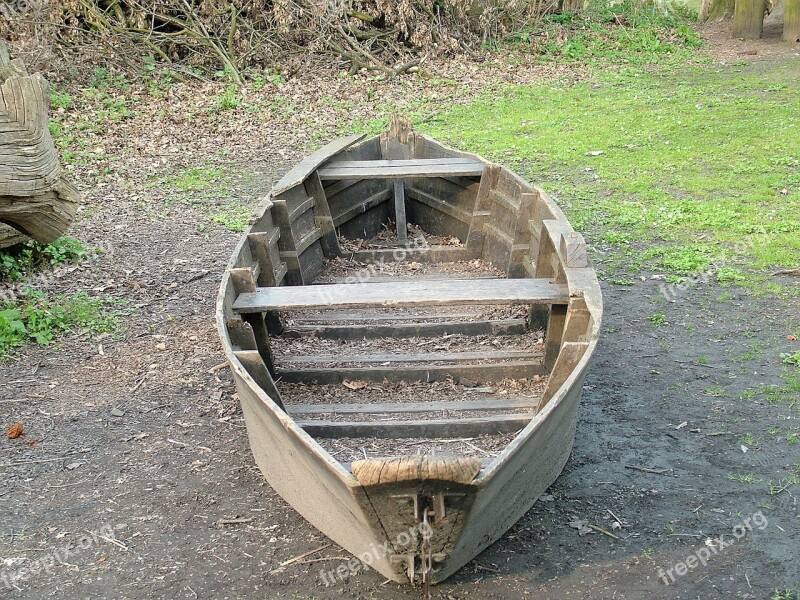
[421,59,800,291]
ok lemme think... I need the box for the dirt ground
[1,19,799,600]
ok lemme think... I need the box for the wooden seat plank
[277,360,546,384]
[297,413,536,438]
[283,317,529,340]
[318,158,485,180]
[287,396,539,415]
[278,349,541,365]
[232,278,569,313]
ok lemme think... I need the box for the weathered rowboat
[216,118,602,587]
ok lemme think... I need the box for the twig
[271,544,331,572]
[675,360,716,369]
[298,556,350,564]
[625,464,670,475]
[217,517,254,525]
[130,373,148,393]
[93,532,128,551]
[475,564,501,573]
[771,268,800,276]
[379,56,424,81]
[588,524,621,540]
[607,508,625,526]
[705,431,733,436]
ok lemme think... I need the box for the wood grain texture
[353,456,481,485]
[318,158,485,180]
[276,360,547,384]
[233,278,570,313]
[287,396,539,415]
[298,414,536,438]
[283,317,529,340]
[0,43,78,247]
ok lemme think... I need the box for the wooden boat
[216,118,602,587]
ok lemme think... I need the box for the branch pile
[1,0,556,78]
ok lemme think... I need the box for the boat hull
[217,122,602,584]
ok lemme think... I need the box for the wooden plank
[286,196,316,222]
[233,278,570,313]
[352,456,481,485]
[283,318,529,340]
[297,413,536,439]
[323,178,361,198]
[560,231,589,268]
[234,350,284,410]
[280,226,323,257]
[289,310,482,323]
[288,396,540,415]
[537,342,589,411]
[318,158,485,180]
[278,349,541,365]
[272,133,367,195]
[406,186,472,224]
[393,181,407,243]
[544,303,568,371]
[276,360,547,384]
[332,188,391,227]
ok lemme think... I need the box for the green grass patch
[209,204,251,232]
[421,58,800,283]
[761,374,800,405]
[0,237,87,282]
[510,0,702,67]
[0,291,122,357]
[155,165,257,231]
[171,165,228,193]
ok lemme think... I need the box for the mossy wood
[216,117,603,586]
[785,0,800,41]
[0,42,79,249]
[733,0,767,38]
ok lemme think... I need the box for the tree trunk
[560,0,584,13]
[0,42,79,249]
[700,0,735,21]
[785,0,800,42]
[733,0,766,38]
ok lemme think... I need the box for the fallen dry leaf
[6,422,23,439]
[342,379,367,390]
[788,335,797,341]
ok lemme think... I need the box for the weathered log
[700,0,735,21]
[0,42,79,249]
